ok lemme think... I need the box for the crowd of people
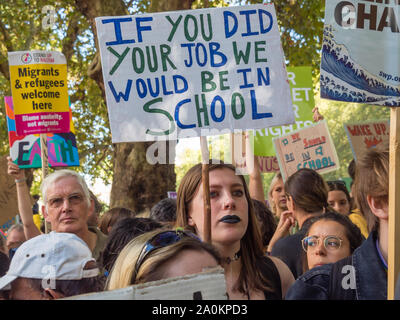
[0,140,399,300]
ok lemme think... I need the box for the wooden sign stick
[40,133,50,234]
[388,107,400,299]
[200,136,211,244]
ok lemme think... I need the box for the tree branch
[62,13,80,62]
[23,18,36,50]
[0,20,14,51]
[0,51,10,81]
[79,144,111,160]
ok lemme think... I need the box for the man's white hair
[41,170,91,208]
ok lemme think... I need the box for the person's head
[176,161,276,295]
[354,144,389,233]
[33,194,40,202]
[0,252,9,278]
[302,211,363,271]
[348,159,356,179]
[0,235,6,255]
[267,172,287,218]
[6,224,26,253]
[252,199,277,248]
[99,207,135,235]
[0,236,9,277]
[284,168,329,225]
[87,190,104,227]
[101,217,163,275]
[347,159,357,197]
[176,162,262,251]
[0,232,103,300]
[105,228,221,290]
[40,170,94,236]
[150,198,177,224]
[327,180,352,215]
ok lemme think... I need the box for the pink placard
[15,111,70,135]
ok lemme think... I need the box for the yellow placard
[9,63,69,114]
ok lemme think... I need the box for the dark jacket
[395,274,400,300]
[270,218,314,279]
[285,231,387,300]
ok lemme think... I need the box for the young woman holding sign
[175,162,294,300]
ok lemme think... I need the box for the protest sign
[167,191,177,199]
[0,216,17,237]
[253,66,315,158]
[230,130,279,174]
[344,120,390,161]
[4,96,79,168]
[95,4,294,143]
[321,0,400,106]
[273,120,339,181]
[64,266,227,300]
[8,50,70,135]
[321,1,400,298]
[0,156,19,227]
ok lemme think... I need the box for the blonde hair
[105,228,220,291]
[267,172,283,215]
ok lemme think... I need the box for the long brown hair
[175,161,276,295]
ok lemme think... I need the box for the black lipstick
[219,215,241,224]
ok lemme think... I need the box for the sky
[87,137,201,205]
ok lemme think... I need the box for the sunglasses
[327,180,346,187]
[302,235,343,252]
[133,228,201,280]
[8,247,18,260]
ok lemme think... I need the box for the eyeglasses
[47,193,85,208]
[302,235,343,252]
[133,228,201,280]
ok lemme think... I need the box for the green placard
[253,66,315,156]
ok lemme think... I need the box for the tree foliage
[0,0,112,185]
[0,0,391,205]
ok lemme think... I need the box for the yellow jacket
[348,209,369,239]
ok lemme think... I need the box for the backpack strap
[328,256,357,300]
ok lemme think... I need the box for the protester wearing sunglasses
[175,162,294,300]
[105,228,221,290]
[301,211,363,273]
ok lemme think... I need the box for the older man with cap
[7,157,107,264]
[0,232,102,299]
